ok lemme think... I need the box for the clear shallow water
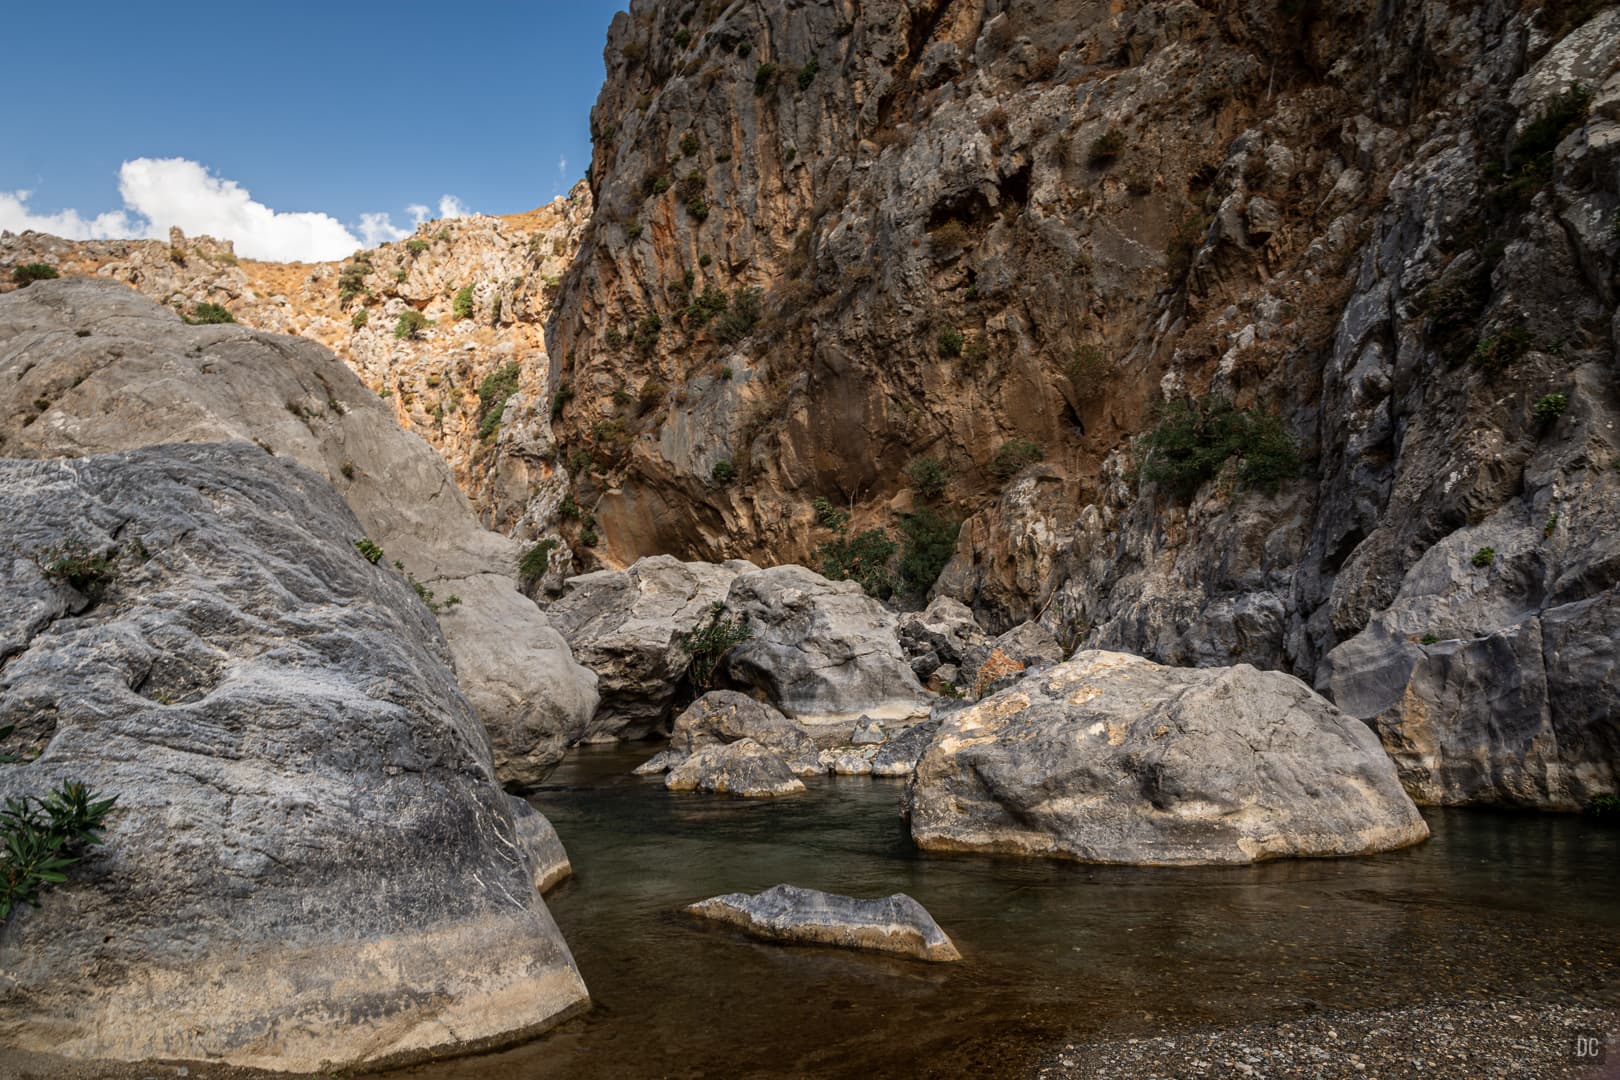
[404,745,1620,1080]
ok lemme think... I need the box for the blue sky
[1,0,626,259]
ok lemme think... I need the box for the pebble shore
[1034,999,1620,1079]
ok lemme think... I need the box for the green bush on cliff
[1533,392,1569,426]
[453,284,475,320]
[817,528,897,599]
[476,362,522,440]
[519,539,559,587]
[908,457,949,501]
[711,459,736,483]
[0,762,118,923]
[1141,396,1299,500]
[754,62,777,95]
[11,263,60,287]
[674,602,751,690]
[937,327,964,358]
[990,438,1043,481]
[797,57,819,90]
[714,287,762,344]
[896,508,959,595]
[183,302,235,325]
[394,310,433,340]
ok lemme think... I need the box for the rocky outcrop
[722,565,932,723]
[0,444,586,1071]
[899,596,992,686]
[871,718,942,778]
[907,651,1429,865]
[687,885,960,963]
[669,690,822,773]
[0,278,597,786]
[0,191,591,536]
[534,1,1619,809]
[545,555,756,741]
[664,738,807,797]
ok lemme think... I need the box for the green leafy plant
[797,57,819,90]
[519,539,559,587]
[394,310,433,340]
[711,459,736,483]
[680,132,700,157]
[350,308,368,330]
[395,560,460,613]
[354,537,385,564]
[817,527,897,599]
[1065,345,1108,399]
[1589,794,1620,820]
[754,62,778,95]
[908,457,949,501]
[1472,326,1532,371]
[1472,547,1496,568]
[1533,392,1568,426]
[476,362,522,440]
[714,287,762,344]
[896,508,960,596]
[936,327,964,358]
[550,382,574,420]
[990,438,1043,481]
[812,497,849,531]
[1420,633,1440,645]
[674,602,751,690]
[183,302,235,325]
[12,263,60,287]
[1,780,118,922]
[40,541,118,601]
[634,312,663,355]
[453,284,475,320]
[1140,396,1299,500]
[406,238,429,257]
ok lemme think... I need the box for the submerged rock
[687,884,960,962]
[908,651,1429,865]
[546,555,757,743]
[664,738,807,797]
[0,444,587,1072]
[0,278,597,787]
[722,565,932,724]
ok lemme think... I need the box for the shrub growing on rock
[394,310,432,340]
[40,540,119,600]
[1088,128,1126,165]
[183,302,235,325]
[11,263,60,287]
[816,527,897,599]
[350,308,368,330]
[897,509,960,596]
[990,438,1043,480]
[1065,345,1108,398]
[0,776,118,922]
[453,284,475,320]
[476,362,522,440]
[519,538,559,587]
[1140,396,1299,500]
[673,602,751,690]
[937,327,964,358]
[1472,547,1496,568]
[714,286,763,344]
[908,457,949,501]
[406,238,429,257]
[1533,392,1569,426]
[354,537,385,564]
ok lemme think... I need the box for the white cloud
[0,159,477,262]
[357,211,410,247]
[558,155,568,175]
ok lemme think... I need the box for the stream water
[405,745,1620,1079]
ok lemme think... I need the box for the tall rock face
[0,278,598,786]
[545,0,1620,808]
[0,444,587,1072]
[0,186,591,538]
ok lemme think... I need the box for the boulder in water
[687,884,960,962]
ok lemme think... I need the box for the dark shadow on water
[401,745,1620,1079]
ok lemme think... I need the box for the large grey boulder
[686,884,960,962]
[908,651,1429,865]
[670,690,822,774]
[870,719,941,778]
[722,565,932,724]
[510,796,573,894]
[0,278,596,787]
[664,739,807,798]
[546,555,757,742]
[0,444,587,1072]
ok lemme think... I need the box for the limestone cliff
[541,0,1619,808]
[0,186,590,542]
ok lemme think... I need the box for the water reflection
[400,745,1620,1080]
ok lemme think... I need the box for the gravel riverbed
[1034,999,1619,1079]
